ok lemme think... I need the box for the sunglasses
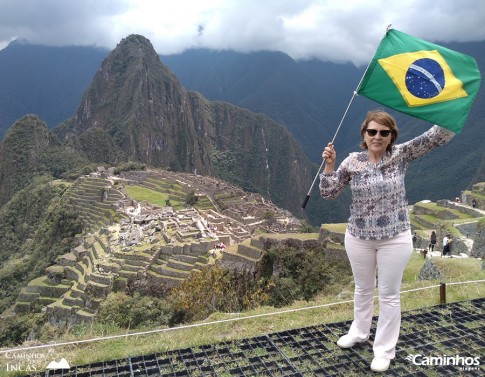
[365,129,392,137]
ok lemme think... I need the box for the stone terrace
[13,169,303,325]
[411,183,485,258]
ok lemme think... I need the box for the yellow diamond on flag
[378,50,468,107]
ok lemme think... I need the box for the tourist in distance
[319,110,454,372]
[442,233,453,257]
[428,230,437,252]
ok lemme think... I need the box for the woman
[320,110,454,372]
[429,230,437,252]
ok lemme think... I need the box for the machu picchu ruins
[10,167,485,327]
[12,168,304,325]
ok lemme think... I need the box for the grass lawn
[124,185,183,208]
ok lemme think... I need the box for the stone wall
[436,229,470,256]
[455,222,477,239]
[471,219,485,258]
[438,200,484,218]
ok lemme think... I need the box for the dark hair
[360,110,399,151]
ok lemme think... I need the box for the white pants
[344,230,412,359]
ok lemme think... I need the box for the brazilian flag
[357,29,481,133]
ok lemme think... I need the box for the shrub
[0,312,47,346]
[185,191,199,206]
[114,161,146,174]
[97,292,171,328]
[298,220,318,233]
[61,164,97,180]
[169,265,268,324]
[262,245,352,307]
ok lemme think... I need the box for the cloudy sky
[1,0,484,66]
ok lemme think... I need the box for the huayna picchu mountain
[0,35,318,320]
[54,34,314,215]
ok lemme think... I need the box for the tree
[185,191,199,206]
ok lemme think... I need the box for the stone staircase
[146,242,214,287]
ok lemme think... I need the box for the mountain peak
[113,34,162,64]
[67,33,185,144]
[0,115,50,205]
[52,34,313,215]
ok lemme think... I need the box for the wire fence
[1,279,483,355]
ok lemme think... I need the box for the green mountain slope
[55,35,314,217]
[0,39,484,224]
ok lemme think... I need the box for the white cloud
[0,0,484,65]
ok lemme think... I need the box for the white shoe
[337,334,367,348]
[371,357,390,372]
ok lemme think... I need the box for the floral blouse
[319,125,455,240]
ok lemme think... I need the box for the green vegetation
[98,292,172,328]
[38,144,90,179]
[1,252,482,375]
[261,246,352,306]
[0,242,352,348]
[209,150,239,186]
[432,257,485,282]
[59,164,97,180]
[124,183,215,211]
[0,177,82,312]
[169,266,268,324]
[114,161,146,174]
[298,220,319,233]
[411,200,485,239]
[414,202,473,220]
[321,223,347,232]
[185,190,199,206]
[124,185,182,208]
[400,254,485,311]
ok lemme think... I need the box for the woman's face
[363,120,392,155]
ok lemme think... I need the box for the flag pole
[301,25,391,209]
[300,91,357,209]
